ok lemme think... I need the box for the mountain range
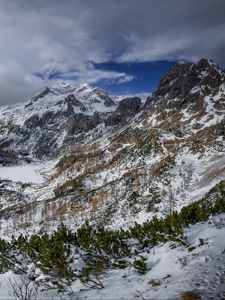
[0,58,225,299]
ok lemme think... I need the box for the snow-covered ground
[70,214,225,300]
[0,82,117,128]
[0,213,224,299]
[0,160,57,184]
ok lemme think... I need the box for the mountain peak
[197,58,219,68]
[153,58,224,100]
[50,81,78,95]
[75,82,91,90]
[196,58,224,77]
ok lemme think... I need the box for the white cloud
[0,60,43,105]
[117,24,225,64]
[0,0,224,104]
[0,1,136,104]
[117,75,135,84]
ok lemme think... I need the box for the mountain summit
[0,82,137,163]
[147,58,224,105]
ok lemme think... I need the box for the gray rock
[105,113,123,126]
[116,97,141,115]
[66,112,102,135]
[153,59,224,101]
[105,97,141,127]
[63,94,86,112]
[25,87,51,108]
[144,96,153,108]
[99,94,115,107]
[91,88,115,107]
[24,115,43,129]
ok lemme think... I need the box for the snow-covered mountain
[0,58,225,299]
[0,58,225,232]
[0,81,141,164]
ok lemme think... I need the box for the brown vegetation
[180,291,200,300]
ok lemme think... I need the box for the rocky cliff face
[0,82,141,164]
[144,58,225,135]
[152,58,224,100]
[0,59,225,236]
[105,97,141,126]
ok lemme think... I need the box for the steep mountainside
[0,58,225,299]
[0,82,141,164]
[0,58,224,236]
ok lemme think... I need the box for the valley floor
[0,160,56,184]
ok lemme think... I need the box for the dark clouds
[0,0,225,104]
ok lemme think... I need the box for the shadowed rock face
[105,113,123,127]
[0,150,18,165]
[25,87,51,108]
[63,94,86,112]
[66,112,102,135]
[96,93,115,107]
[24,115,43,128]
[91,88,115,107]
[102,96,115,107]
[105,97,141,126]
[0,89,142,162]
[144,58,225,114]
[153,59,224,100]
[116,97,141,115]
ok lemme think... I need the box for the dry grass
[148,279,161,286]
[56,145,104,172]
[151,155,175,176]
[180,291,200,300]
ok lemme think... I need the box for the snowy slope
[0,82,116,127]
[0,58,225,236]
[0,213,224,299]
[71,214,225,300]
[0,58,225,299]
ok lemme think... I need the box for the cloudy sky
[0,0,225,104]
